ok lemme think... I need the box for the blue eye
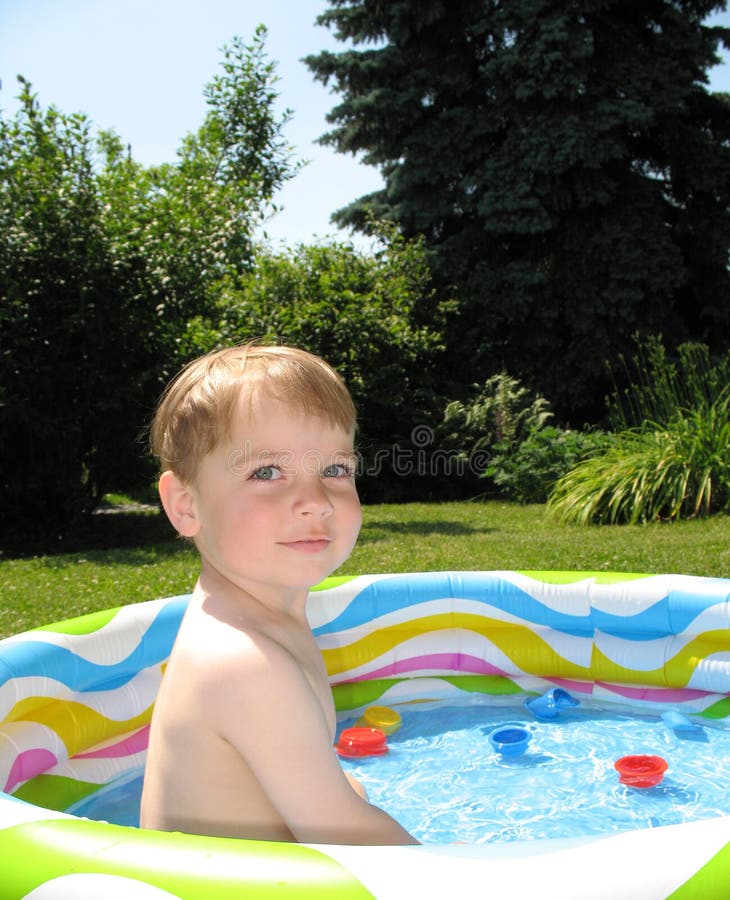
[322,463,354,478]
[251,465,282,481]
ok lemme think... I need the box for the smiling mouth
[280,538,332,553]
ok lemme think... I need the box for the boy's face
[183,393,362,600]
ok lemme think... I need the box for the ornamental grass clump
[548,340,730,524]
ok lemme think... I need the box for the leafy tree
[306,1,730,421]
[212,232,448,500]
[95,28,298,382]
[0,29,296,543]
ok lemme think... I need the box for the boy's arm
[210,639,418,846]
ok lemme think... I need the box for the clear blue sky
[2,1,729,248]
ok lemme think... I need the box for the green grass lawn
[2,500,729,638]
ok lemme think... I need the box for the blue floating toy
[661,710,703,734]
[488,725,531,758]
[524,688,579,720]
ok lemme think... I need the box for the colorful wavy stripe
[0,596,188,692]
[312,572,595,636]
[313,572,730,639]
[75,725,150,760]
[4,749,57,794]
[322,612,592,681]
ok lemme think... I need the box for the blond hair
[150,343,357,482]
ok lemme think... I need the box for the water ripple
[338,699,730,844]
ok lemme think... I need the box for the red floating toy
[336,727,388,758]
[614,754,668,788]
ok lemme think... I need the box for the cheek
[226,493,281,534]
[342,493,363,534]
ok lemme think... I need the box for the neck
[195,560,310,624]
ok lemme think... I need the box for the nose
[294,478,334,517]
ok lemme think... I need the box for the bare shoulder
[171,599,309,706]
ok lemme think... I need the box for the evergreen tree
[307,0,730,421]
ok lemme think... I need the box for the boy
[140,343,417,845]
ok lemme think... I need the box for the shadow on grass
[1,506,180,560]
[359,518,495,543]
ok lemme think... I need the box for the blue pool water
[337,698,730,844]
[70,698,730,844]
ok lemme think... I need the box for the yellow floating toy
[357,705,403,734]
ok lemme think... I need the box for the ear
[158,470,200,538]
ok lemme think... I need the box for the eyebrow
[247,447,356,457]
[244,449,358,466]
[324,450,359,464]
[246,450,294,468]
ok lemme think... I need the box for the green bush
[488,426,610,504]
[436,374,553,495]
[441,374,553,453]
[548,339,730,524]
[0,85,161,534]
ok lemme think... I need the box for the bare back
[141,591,337,841]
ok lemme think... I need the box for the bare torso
[141,590,336,841]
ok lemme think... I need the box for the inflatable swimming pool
[2,570,730,899]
